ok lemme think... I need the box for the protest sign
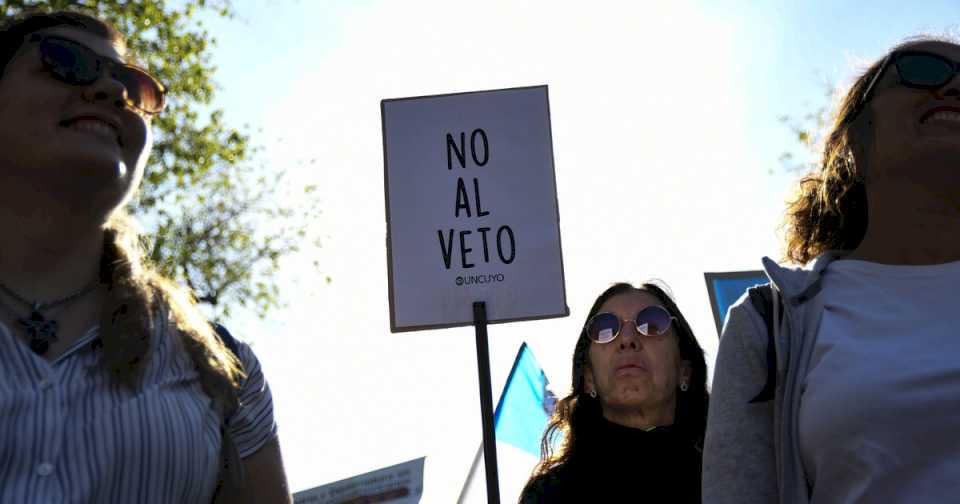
[703,270,768,336]
[382,85,568,332]
[293,457,425,504]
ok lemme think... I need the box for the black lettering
[477,226,491,262]
[497,225,516,264]
[473,178,489,217]
[438,229,454,269]
[460,230,474,268]
[454,178,471,218]
[446,132,466,170]
[471,129,489,166]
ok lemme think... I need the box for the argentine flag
[458,342,558,503]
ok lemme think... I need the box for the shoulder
[213,326,278,457]
[720,290,770,355]
[210,322,260,377]
[211,322,241,355]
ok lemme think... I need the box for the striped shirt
[0,304,277,503]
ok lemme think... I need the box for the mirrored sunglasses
[585,305,677,344]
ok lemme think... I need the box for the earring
[588,390,597,399]
[680,382,689,392]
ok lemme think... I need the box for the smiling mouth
[60,119,123,146]
[920,109,960,125]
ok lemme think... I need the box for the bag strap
[746,284,780,403]
[210,322,246,495]
[213,322,241,358]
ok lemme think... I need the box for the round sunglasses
[28,33,166,115]
[860,49,960,109]
[584,305,677,344]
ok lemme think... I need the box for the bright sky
[184,1,959,501]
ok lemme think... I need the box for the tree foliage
[3,0,324,319]
[777,83,835,174]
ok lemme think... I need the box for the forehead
[898,40,960,60]
[37,26,125,64]
[598,290,663,314]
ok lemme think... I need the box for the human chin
[609,380,652,403]
[54,129,128,179]
[606,394,653,414]
[68,154,129,184]
[895,139,960,185]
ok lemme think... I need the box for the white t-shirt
[798,258,960,502]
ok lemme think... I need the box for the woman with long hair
[519,281,708,503]
[704,36,960,502]
[0,10,290,503]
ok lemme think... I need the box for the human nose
[933,68,960,100]
[942,84,960,99]
[618,319,643,350]
[81,72,131,111]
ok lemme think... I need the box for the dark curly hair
[782,35,960,264]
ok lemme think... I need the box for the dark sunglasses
[585,306,677,343]
[28,33,166,115]
[860,50,960,109]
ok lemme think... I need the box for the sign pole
[473,301,501,504]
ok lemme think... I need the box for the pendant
[29,337,49,355]
[18,304,58,355]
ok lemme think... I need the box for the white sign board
[292,457,425,504]
[382,85,568,332]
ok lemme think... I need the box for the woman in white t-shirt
[703,36,960,503]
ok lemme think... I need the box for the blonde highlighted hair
[100,210,244,415]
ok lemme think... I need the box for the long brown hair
[782,35,959,264]
[0,10,243,416]
[520,281,709,496]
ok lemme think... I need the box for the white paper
[382,86,568,331]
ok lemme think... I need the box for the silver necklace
[0,279,99,355]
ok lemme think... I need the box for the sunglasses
[28,33,166,115]
[585,306,677,344]
[860,50,960,109]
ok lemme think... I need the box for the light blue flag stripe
[493,343,554,457]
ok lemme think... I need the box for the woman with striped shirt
[0,10,291,503]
